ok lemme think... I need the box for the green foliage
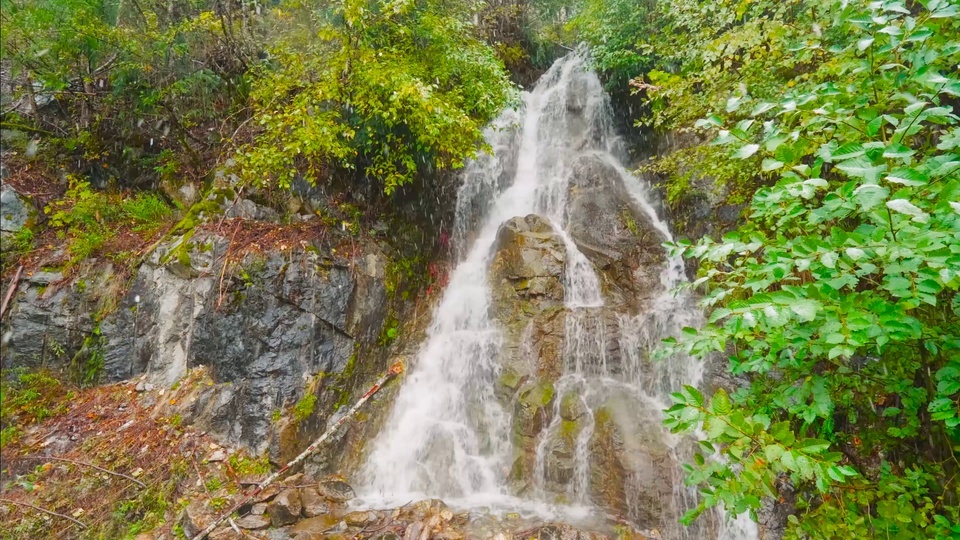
[0,368,74,446]
[293,393,318,422]
[71,326,105,387]
[658,1,960,537]
[570,0,655,87]
[0,0,252,186]
[226,452,271,476]
[234,0,514,194]
[0,226,35,272]
[44,177,173,263]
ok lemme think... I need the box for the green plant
[1,368,74,445]
[293,393,317,422]
[233,0,514,194]
[70,326,105,387]
[226,453,271,476]
[661,1,960,537]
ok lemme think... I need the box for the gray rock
[565,154,668,307]
[251,503,268,516]
[0,184,30,233]
[89,230,385,452]
[178,499,213,539]
[268,488,302,527]
[235,514,270,530]
[1,271,98,369]
[315,478,355,502]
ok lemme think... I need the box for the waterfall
[357,49,757,540]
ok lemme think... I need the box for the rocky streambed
[179,472,649,540]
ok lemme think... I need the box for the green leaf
[711,388,732,416]
[790,299,821,321]
[886,199,929,222]
[882,143,915,159]
[733,144,760,159]
[762,159,785,171]
[853,183,890,210]
[831,142,866,161]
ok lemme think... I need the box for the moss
[293,393,317,422]
[519,380,555,408]
[498,367,522,391]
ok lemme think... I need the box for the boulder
[565,154,668,307]
[315,477,355,503]
[291,515,345,535]
[299,487,329,517]
[514,381,555,438]
[235,514,270,530]
[0,183,30,234]
[178,499,215,539]
[268,488,302,527]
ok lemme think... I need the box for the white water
[357,49,757,540]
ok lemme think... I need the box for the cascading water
[358,49,757,540]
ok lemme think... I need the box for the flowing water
[358,49,757,539]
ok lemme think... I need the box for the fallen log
[0,264,24,321]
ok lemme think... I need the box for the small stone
[267,488,302,527]
[135,381,146,392]
[178,499,214,538]
[315,478,355,502]
[251,484,282,503]
[250,503,268,516]
[403,521,424,540]
[283,472,304,487]
[291,515,343,535]
[299,487,329,518]
[235,514,270,530]
[344,510,377,526]
[207,449,227,462]
[208,527,242,540]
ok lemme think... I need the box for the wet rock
[565,154,668,307]
[525,523,611,540]
[300,487,330,517]
[268,488,302,527]
[560,391,586,421]
[291,514,345,535]
[0,183,30,234]
[235,514,270,530]
[315,478,355,503]
[490,215,566,302]
[344,510,377,526]
[514,381,555,437]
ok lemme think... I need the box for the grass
[44,177,176,267]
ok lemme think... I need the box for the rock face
[565,154,668,308]
[1,229,391,454]
[0,183,31,236]
[490,214,566,308]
